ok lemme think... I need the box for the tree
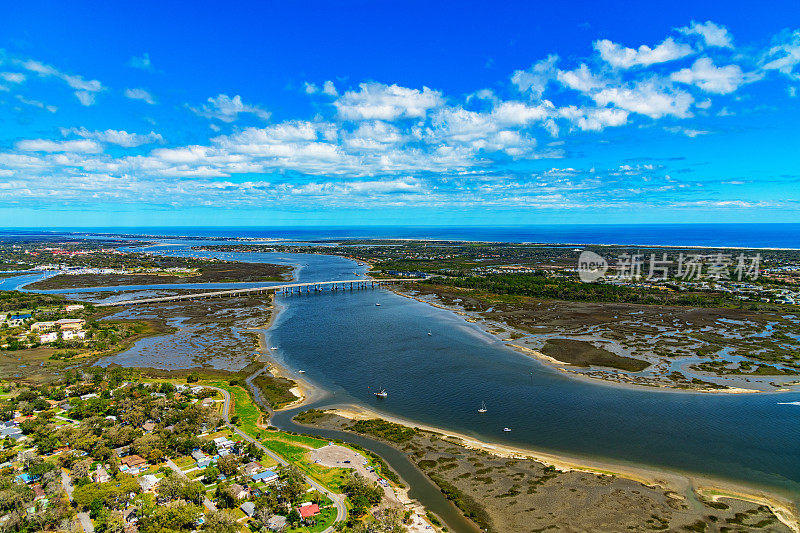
[202,466,219,484]
[287,509,301,527]
[216,454,239,477]
[156,472,205,504]
[202,509,238,532]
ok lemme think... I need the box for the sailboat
[374,388,388,398]
[478,401,487,413]
[427,329,432,336]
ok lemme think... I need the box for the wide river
[11,241,800,505]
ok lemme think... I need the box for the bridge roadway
[94,278,417,307]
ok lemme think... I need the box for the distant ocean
[3,223,800,249]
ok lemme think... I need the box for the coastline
[245,258,796,532]
[387,284,776,395]
[320,403,799,533]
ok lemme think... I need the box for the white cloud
[664,126,710,137]
[129,53,152,70]
[556,64,607,93]
[762,30,800,79]
[19,59,104,104]
[322,80,338,96]
[15,95,57,113]
[304,82,319,94]
[511,55,559,98]
[592,80,694,118]
[189,94,270,122]
[61,127,165,147]
[571,107,629,131]
[671,57,746,94]
[124,88,156,104]
[491,101,551,126]
[335,82,443,120]
[16,139,102,153]
[0,72,25,83]
[75,91,96,106]
[678,21,734,49]
[594,37,693,69]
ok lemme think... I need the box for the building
[213,436,235,451]
[298,502,320,519]
[243,461,263,477]
[141,422,156,433]
[251,469,279,484]
[138,474,159,492]
[31,321,57,332]
[240,501,256,517]
[266,515,288,531]
[62,330,86,341]
[93,466,111,483]
[64,304,85,312]
[120,455,147,473]
[38,332,58,344]
[229,483,249,499]
[56,318,85,330]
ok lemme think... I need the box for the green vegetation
[252,372,299,409]
[350,418,418,443]
[427,472,492,531]
[541,338,649,371]
[426,274,750,308]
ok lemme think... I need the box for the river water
[9,241,800,506]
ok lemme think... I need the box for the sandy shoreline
[321,403,798,532]
[388,285,774,395]
[250,265,798,531]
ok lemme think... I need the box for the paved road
[206,386,347,532]
[164,458,218,511]
[61,469,93,532]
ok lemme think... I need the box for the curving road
[206,386,347,532]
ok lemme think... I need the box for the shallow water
[13,242,800,501]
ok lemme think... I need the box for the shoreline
[320,403,799,532]
[388,284,783,395]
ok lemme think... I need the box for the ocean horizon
[2,223,800,249]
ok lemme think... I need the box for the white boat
[375,303,381,306]
[427,329,432,336]
[503,427,511,432]
[374,388,388,398]
[478,401,487,413]
[270,346,278,350]
[298,370,305,374]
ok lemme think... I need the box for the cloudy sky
[2,0,800,227]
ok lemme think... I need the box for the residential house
[114,445,130,458]
[64,304,85,312]
[213,436,235,452]
[138,474,159,492]
[243,461,263,477]
[251,469,279,484]
[298,502,320,520]
[120,454,147,473]
[240,501,256,517]
[93,466,110,483]
[229,483,249,500]
[266,515,288,531]
[141,422,156,433]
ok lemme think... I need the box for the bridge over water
[95,278,418,307]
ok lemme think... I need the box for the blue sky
[1,0,799,227]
